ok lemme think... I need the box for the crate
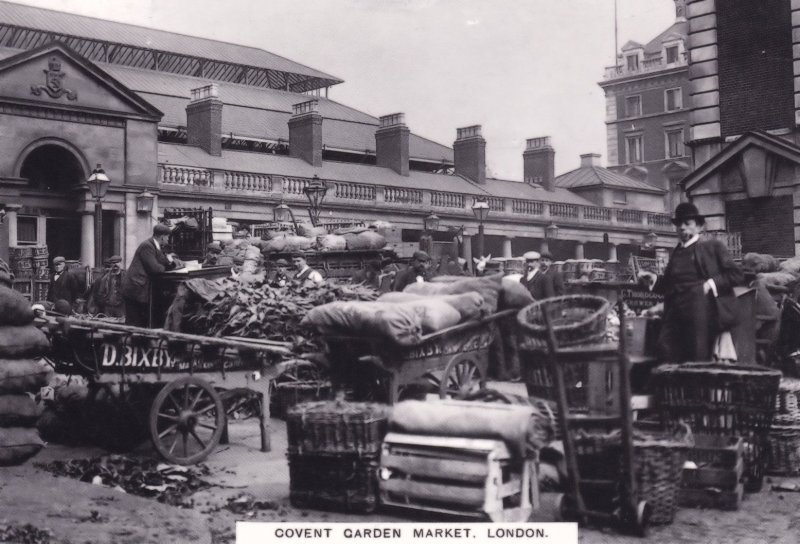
[286,400,389,456]
[12,279,32,299]
[288,452,379,513]
[32,246,49,258]
[277,381,331,415]
[33,281,49,303]
[678,484,744,511]
[678,434,744,511]
[34,266,49,280]
[379,433,539,522]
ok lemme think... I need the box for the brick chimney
[580,153,602,167]
[523,136,555,191]
[375,113,409,176]
[186,84,222,156]
[453,125,486,184]
[674,0,686,21]
[288,99,322,167]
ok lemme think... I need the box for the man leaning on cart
[121,223,180,327]
[638,203,743,364]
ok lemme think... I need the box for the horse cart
[320,310,516,404]
[40,316,292,465]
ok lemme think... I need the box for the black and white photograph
[0,0,799,542]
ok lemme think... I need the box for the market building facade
[0,1,675,271]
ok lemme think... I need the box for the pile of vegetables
[184,278,378,353]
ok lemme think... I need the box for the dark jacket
[520,268,564,300]
[48,268,85,304]
[392,265,427,292]
[121,238,175,303]
[654,238,743,299]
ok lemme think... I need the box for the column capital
[4,204,22,212]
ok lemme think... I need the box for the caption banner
[236,523,578,544]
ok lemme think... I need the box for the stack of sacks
[261,232,314,254]
[302,291,487,346]
[0,285,51,466]
[296,224,327,238]
[743,252,779,274]
[343,230,386,251]
[315,234,347,251]
[406,274,505,314]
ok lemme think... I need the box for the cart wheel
[554,493,573,522]
[629,500,650,538]
[439,355,486,400]
[149,376,226,465]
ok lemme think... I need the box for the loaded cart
[321,309,516,404]
[40,316,293,464]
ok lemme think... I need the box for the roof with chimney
[643,20,688,58]
[555,162,667,194]
[0,0,341,92]
[483,178,597,205]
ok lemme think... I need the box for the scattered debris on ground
[0,523,53,544]
[35,455,214,507]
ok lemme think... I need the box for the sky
[15,0,677,179]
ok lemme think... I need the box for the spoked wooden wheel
[439,355,486,399]
[149,376,225,465]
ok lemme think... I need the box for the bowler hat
[53,256,66,265]
[153,223,172,236]
[672,202,705,226]
[412,251,431,262]
[523,251,541,261]
[540,251,553,260]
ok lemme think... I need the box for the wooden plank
[498,478,522,498]
[678,484,743,511]
[380,496,486,519]
[682,459,743,489]
[382,453,488,483]
[383,433,504,453]
[380,479,485,507]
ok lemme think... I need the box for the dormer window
[626,54,640,71]
[665,45,679,64]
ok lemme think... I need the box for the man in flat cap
[47,256,84,305]
[87,255,126,317]
[121,224,178,327]
[392,250,432,291]
[203,241,222,266]
[270,258,291,288]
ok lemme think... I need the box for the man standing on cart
[121,224,179,327]
[638,203,743,363]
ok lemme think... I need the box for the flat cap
[523,251,541,261]
[107,255,122,264]
[412,251,431,262]
[153,223,172,236]
[274,259,290,266]
[539,251,553,260]
[53,256,66,265]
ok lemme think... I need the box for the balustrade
[647,212,673,228]
[223,171,271,191]
[550,203,579,219]
[584,206,612,222]
[617,209,644,224]
[160,165,212,186]
[384,187,423,205]
[431,191,465,208]
[512,199,544,215]
[334,182,376,201]
[282,176,309,195]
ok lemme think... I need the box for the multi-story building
[680,0,800,257]
[599,0,691,213]
[0,1,675,270]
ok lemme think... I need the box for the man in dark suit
[47,256,84,306]
[539,251,564,298]
[121,224,178,327]
[392,251,431,291]
[520,251,563,300]
[639,203,743,363]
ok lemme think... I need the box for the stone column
[461,233,473,272]
[540,240,550,255]
[81,211,95,267]
[502,237,513,258]
[125,193,138,266]
[6,204,21,247]
[575,242,585,260]
[608,243,618,261]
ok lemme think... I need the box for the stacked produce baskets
[767,378,800,475]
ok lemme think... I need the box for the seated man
[291,253,323,284]
[392,251,431,291]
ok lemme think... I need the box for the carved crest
[31,56,77,100]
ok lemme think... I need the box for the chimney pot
[580,153,602,167]
[526,136,552,150]
[523,135,556,191]
[457,125,483,140]
[186,84,223,156]
[453,125,486,184]
[289,100,323,167]
[379,113,406,128]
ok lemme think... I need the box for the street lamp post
[303,175,328,227]
[543,222,559,255]
[86,164,110,268]
[471,198,490,258]
[420,212,439,254]
[273,201,299,232]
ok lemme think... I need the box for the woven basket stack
[767,378,800,475]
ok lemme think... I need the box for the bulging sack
[397,299,461,333]
[0,394,41,427]
[302,301,423,346]
[0,359,53,394]
[0,285,34,326]
[0,327,50,358]
[356,231,386,250]
[0,426,44,466]
[499,280,535,310]
[406,274,502,314]
[315,234,347,251]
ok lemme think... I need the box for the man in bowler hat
[638,202,743,363]
[121,224,178,327]
[47,256,84,305]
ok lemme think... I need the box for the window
[665,88,682,111]
[626,135,643,164]
[625,95,642,117]
[666,129,684,158]
[612,190,628,204]
[626,54,640,71]
[665,45,680,64]
[17,216,38,245]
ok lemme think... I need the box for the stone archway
[18,141,87,192]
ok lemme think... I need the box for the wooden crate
[33,280,49,302]
[678,434,745,511]
[379,433,538,522]
[678,484,744,511]
[12,279,32,300]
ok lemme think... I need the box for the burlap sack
[0,359,52,394]
[356,231,386,250]
[406,274,502,314]
[302,301,423,346]
[315,234,347,251]
[0,426,44,466]
[0,286,34,326]
[0,394,41,427]
[0,326,50,359]
[397,299,461,333]
[499,280,535,310]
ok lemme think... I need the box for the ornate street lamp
[273,201,298,231]
[303,175,328,226]
[545,222,559,240]
[136,191,155,214]
[86,164,111,268]
[423,213,440,233]
[644,230,658,248]
[471,198,490,258]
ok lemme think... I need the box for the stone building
[0,1,675,270]
[599,0,691,213]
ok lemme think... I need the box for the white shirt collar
[297,265,309,274]
[526,269,538,280]
[681,234,700,248]
[153,238,161,251]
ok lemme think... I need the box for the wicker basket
[286,400,389,456]
[277,381,331,415]
[653,362,782,491]
[517,295,609,350]
[768,378,800,474]
[288,452,379,513]
[573,426,690,524]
